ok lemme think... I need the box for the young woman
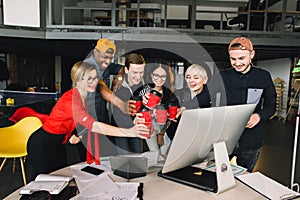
[134,61,178,152]
[27,61,147,179]
[166,63,212,140]
[177,63,211,111]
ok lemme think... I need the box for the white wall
[258,58,292,118]
[162,5,189,19]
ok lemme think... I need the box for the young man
[84,38,130,123]
[77,38,126,159]
[221,37,276,172]
[110,53,146,155]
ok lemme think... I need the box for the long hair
[144,60,174,91]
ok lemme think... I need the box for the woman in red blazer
[27,61,147,179]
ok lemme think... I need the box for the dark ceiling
[0,36,299,68]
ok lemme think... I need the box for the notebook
[158,166,217,193]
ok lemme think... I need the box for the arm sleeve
[111,87,135,128]
[71,92,96,129]
[109,63,122,76]
[257,72,276,121]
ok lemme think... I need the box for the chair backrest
[0,116,42,157]
[9,107,49,124]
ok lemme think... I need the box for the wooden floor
[0,118,299,199]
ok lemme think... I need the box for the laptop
[158,166,217,193]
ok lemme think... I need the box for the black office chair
[225,0,262,30]
[226,13,246,30]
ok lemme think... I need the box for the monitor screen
[162,104,256,173]
[3,0,40,27]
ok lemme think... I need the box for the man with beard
[221,37,276,172]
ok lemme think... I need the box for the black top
[220,66,276,150]
[175,84,211,109]
[102,63,122,87]
[133,83,179,110]
[166,84,212,140]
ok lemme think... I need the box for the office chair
[225,13,245,30]
[226,0,262,30]
[0,117,42,185]
[9,107,49,124]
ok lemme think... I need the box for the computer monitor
[162,104,256,174]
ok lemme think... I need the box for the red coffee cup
[142,122,154,139]
[155,105,168,124]
[145,90,162,110]
[132,96,143,113]
[140,109,152,123]
[140,108,153,138]
[168,104,178,120]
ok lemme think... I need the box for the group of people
[27,36,276,180]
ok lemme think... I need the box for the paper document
[247,88,263,104]
[20,174,71,195]
[204,163,247,176]
[236,172,300,200]
[70,163,143,200]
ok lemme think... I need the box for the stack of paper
[236,172,300,200]
[70,164,142,200]
[20,174,72,195]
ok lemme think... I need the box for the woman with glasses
[27,61,148,179]
[133,61,178,153]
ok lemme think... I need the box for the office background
[0,0,299,198]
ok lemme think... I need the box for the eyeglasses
[152,73,167,81]
[83,77,99,84]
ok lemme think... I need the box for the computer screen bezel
[162,104,256,174]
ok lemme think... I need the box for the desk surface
[4,164,270,200]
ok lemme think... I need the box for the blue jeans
[233,148,260,172]
[115,137,142,155]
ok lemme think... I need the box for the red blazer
[43,88,95,144]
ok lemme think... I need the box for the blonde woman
[178,63,211,112]
[166,64,211,140]
[27,61,147,179]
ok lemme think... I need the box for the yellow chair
[0,116,42,185]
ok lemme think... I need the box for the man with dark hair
[221,36,276,172]
[111,53,146,154]
[78,38,128,158]
[85,38,129,123]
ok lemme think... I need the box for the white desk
[4,163,270,200]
